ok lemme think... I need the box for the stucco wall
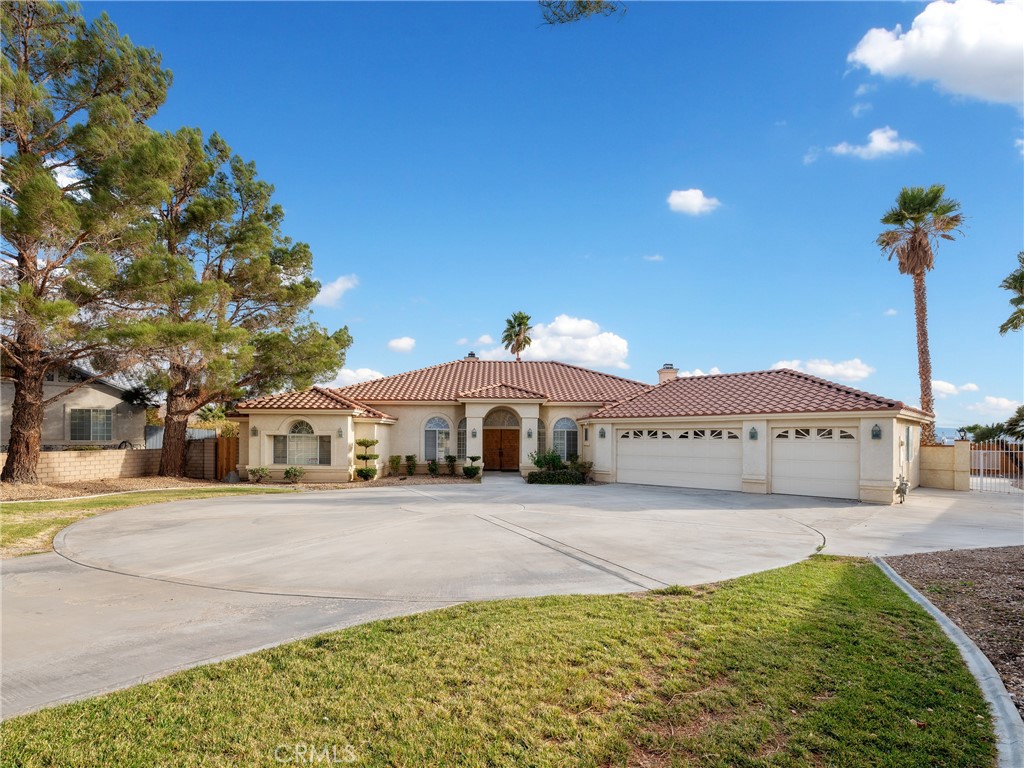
[239,411,355,482]
[920,441,970,491]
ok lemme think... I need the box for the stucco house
[0,367,147,451]
[230,355,930,504]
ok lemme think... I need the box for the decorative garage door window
[774,428,856,441]
[619,428,740,440]
[274,420,331,465]
[424,417,451,461]
[552,418,579,460]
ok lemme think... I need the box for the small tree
[463,455,481,480]
[405,454,418,476]
[1003,406,1024,441]
[502,311,533,361]
[355,438,379,481]
[445,454,457,475]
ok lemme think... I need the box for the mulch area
[887,546,1024,718]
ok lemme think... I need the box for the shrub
[445,454,457,475]
[247,466,270,484]
[569,458,594,481]
[388,455,402,476]
[526,469,585,485]
[355,467,378,481]
[427,459,440,477]
[283,466,306,483]
[463,465,481,480]
[405,455,418,476]
[529,449,565,471]
[355,438,379,481]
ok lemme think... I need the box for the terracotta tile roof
[458,383,548,400]
[235,387,394,419]
[334,360,650,404]
[586,369,924,420]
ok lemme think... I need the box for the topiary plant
[355,438,380,481]
[445,454,457,476]
[463,455,482,480]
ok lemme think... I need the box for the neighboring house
[0,367,147,450]
[230,355,929,504]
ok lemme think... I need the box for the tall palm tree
[998,252,1024,335]
[502,312,533,361]
[877,184,963,446]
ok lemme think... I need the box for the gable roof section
[458,383,548,400]
[335,360,650,404]
[586,369,923,420]
[235,387,393,419]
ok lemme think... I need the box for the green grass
[0,557,995,767]
[1,487,294,556]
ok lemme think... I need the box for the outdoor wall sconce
[250,426,259,437]
[957,427,968,441]
[871,424,882,440]
[527,428,533,438]
[599,428,606,439]
[337,428,344,438]
[471,428,477,438]
[749,427,758,440]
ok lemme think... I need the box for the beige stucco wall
[1,379,146,449]
[919,441,970,491]
[236,410,356,482]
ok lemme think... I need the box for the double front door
[483,428,520,471]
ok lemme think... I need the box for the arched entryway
[483,408,520,471]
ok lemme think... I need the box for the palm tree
[502,312,533,361]
[998,252,1024,335]
[877,185,963,446]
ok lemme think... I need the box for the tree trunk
[913,271,937,445]
[1,350,45,484]
[158,390,193,477]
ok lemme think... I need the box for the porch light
[527,428,533,438]
[871,424,882,440]
[337,428,344,438]
[250,426,259,437]
[599,428,606,439]
[957,427,968,441]
[748,427,758,440]
[471,428,477,438]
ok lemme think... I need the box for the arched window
[537,419,546,453]
[425,417,451,461]
[457,418,467,460]
[552,418,578,461]
[273,420,331,465]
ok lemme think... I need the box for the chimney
[464,351,478,360]
[658,363,678,385]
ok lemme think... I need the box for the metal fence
[144,425,218,449]
[969,440,1024,494]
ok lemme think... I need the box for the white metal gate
[970,440,1024,494]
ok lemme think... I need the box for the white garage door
[617,427,743,491]
[771,427,859,500]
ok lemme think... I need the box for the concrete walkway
[3,475,1021,718]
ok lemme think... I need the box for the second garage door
[771,427,860,500]
[617,427,743,490]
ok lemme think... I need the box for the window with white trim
[425,417,451,461]
[457,418,467,460]
[70,408,112,441]
[552,418,578,461]
[273,420,331,465]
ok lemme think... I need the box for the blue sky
[94,1,1023,428]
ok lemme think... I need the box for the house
[230,355,930,504]
[0,367,148,450]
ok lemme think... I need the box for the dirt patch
[886,546,1023,718]
[0,476,219,502]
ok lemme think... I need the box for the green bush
[526,469,584,485]
[569,458,594,481]
[247,466,270,484]
[426,459,440,477]
[405,455,418,476]
[529,449,565,471]
[388,455,402,476]
[283,466,306,483]
[444,454,457,475]
[462,465,481,479]
[355,467,378,481]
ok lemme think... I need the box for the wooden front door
[483,428,520,471]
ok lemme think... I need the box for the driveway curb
[873,556,1023,768]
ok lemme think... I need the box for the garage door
[771,427,859,500]
[617,427,742,491]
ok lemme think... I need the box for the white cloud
[772,358,876,382]
[478,313,630,369]
[848,0,1024,106]
[326,367,384,388]
[803,147,822,165]
[960,382,979,392]
[1017,137,1024,156]
[884,308,899,316]
[387,336,416,353]
[313,274,359,307]
[851,102,873,117]
[643,254,665,262]
[456,337,468,345]
[829,127,920,159]
[932,380,981,398]
[678,367,722,378]
[667,188,721,215]
[475,334,494,345]
[967,395,1023,418]
[855,83,878,97]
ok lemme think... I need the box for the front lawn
[0,557,995,767]
[0,487,295,558]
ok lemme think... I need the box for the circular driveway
[54,476,830,601]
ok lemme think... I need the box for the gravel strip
[887,546,1024,719]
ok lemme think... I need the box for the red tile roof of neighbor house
[235,387,394,419]
[585,369,925,420]
[333,360,652,404]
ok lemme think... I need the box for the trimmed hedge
[526,469,585,485]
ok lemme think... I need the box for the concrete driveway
[3,474,1021,719]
